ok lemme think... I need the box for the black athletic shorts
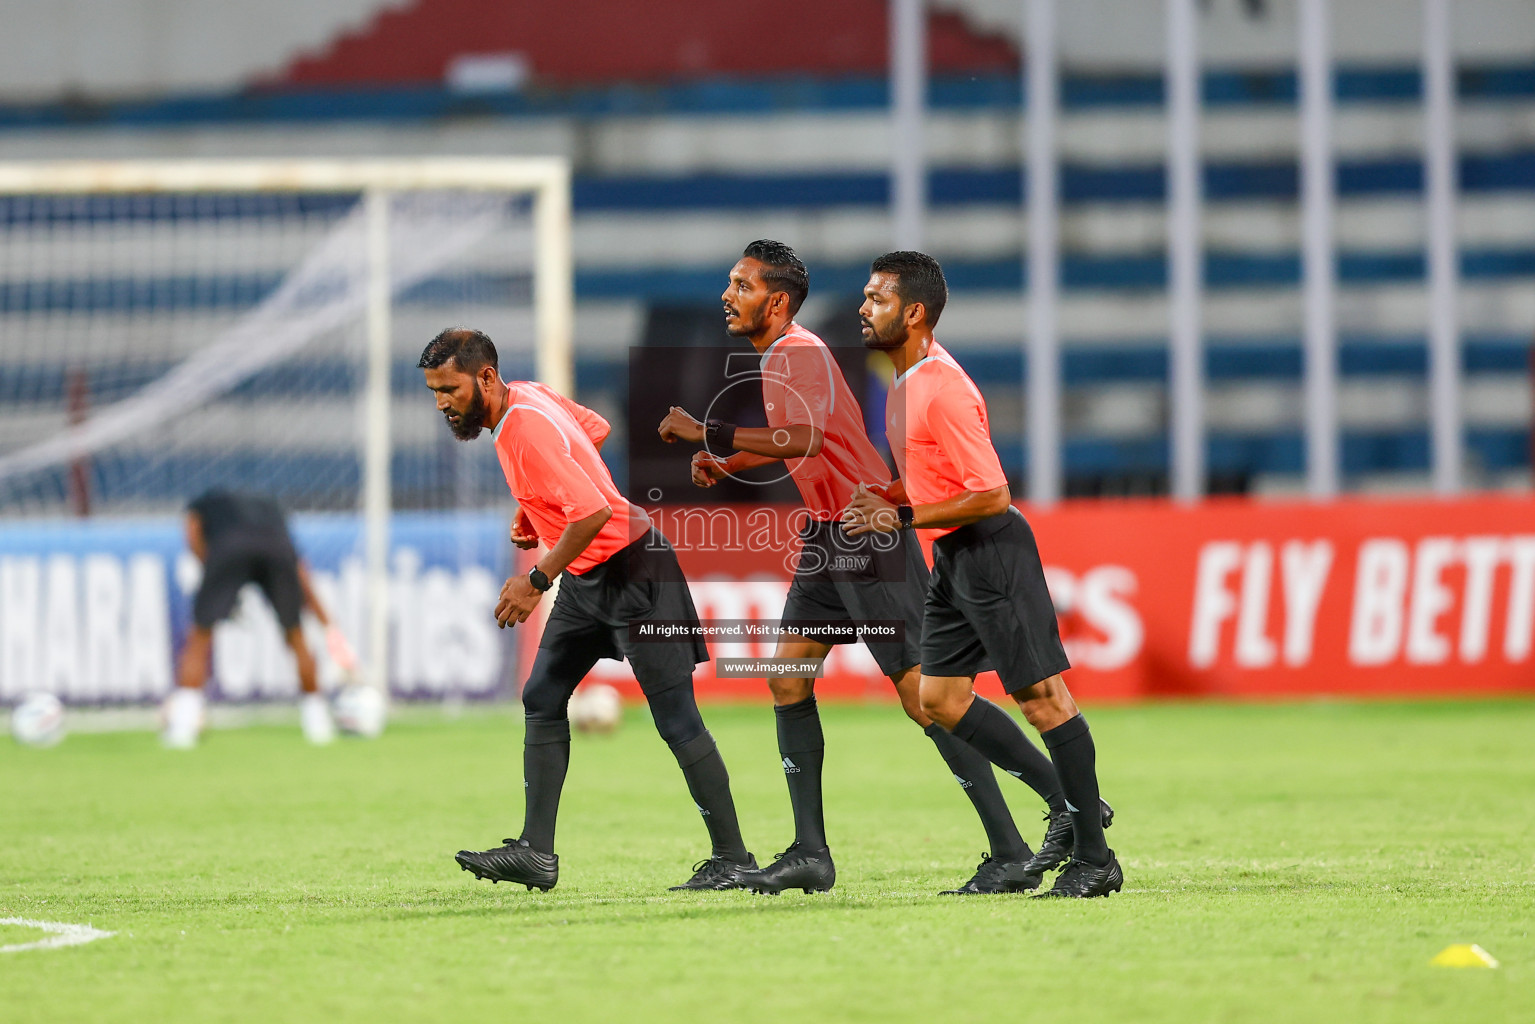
[193,533,304,631]
[921,507,1070,693]
[780,520,927,676]
[538,529,708,696]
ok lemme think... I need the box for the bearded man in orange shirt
[421,327,755,893]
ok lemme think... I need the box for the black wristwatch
[705,418,738,452]
[897,505,916,529]
[528,566,553,592]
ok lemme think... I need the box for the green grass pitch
[3,699,1532,1023]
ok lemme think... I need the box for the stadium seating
[0,0,1531,501]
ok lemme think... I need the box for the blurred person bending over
[164,489,355,749]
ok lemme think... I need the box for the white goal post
[0,158,574,697]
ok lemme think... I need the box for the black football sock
[924,723,1029,862]
[671,731,751,864]
[951,696,1067,812]
[775,696,828,850]
[519,719,570,854]
[1041,714,1110,866]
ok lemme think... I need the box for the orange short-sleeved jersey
[759,324,892,519]
[492,381,649,574]
[885,341,1008,536]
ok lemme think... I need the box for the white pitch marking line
[0,917,115,953]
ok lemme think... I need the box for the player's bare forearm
[296,562,331,627]
[911,486,1012,529]
[725,450,777,472]
[496,507,612,628]
[729,424,823,460]
[659,406,820,460]
[884,478,909,505]
[691,449,773,487]
[536,506,613,579]
[842,484,1011,534]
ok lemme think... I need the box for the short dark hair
[742,239,809,316]
[870,251,948,327]
[418,327,499,375]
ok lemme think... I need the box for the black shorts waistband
[801,517,881,540]
[798,517,842,537]
[206,533,297,562]
[933,507,1025,551]
[620,527,669,557]
[567,527,679,584]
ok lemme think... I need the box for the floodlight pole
[533,166,575,397]
[891,0,927,250]
[1424,0,1461,494]
[1027,0,1062,506]
[1167,0,1205,501]
[1299,0,1339,498]
[362,188,393,695]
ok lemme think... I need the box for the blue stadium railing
[5,341,1526,408]
[2,65,1534,128]
[1,241,1533,313]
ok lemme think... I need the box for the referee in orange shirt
[420,327,754,893]
[843,252,1121,898]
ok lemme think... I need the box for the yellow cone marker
[1431,944,1499,968]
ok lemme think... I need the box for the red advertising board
[540,497,1535,702]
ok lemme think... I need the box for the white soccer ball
[11,692,65,748]
[333,685,387,739]
[569,683,623,734]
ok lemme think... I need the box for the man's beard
[860,317,907,351]
[447,384,490,441]
[725,304,765,337]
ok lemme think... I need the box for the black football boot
[455,838,559,891]
[1020,798,1115,878]
[939,852,1044,894]
[737,841,836,894]
[669,854,759,891]
[1035,852,1124,898]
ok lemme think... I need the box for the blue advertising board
[0,512,516,704]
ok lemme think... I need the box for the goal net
[0,159,572,705]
